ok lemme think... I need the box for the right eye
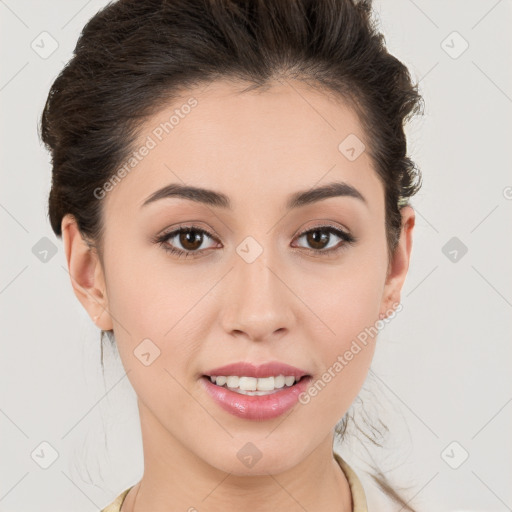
[154,225,220,258]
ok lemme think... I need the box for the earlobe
[61,214,113,331]
[379,206,415,317]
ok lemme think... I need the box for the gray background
[1,1,511,511]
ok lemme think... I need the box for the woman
[40,0,423,510]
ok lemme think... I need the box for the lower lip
[200,375,312,421]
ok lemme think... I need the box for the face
[63,79,414,477]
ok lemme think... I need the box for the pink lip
[201,375,312,421]
[204,361,309,379]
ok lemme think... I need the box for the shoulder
[333,451,368,512]
[100,486,133,512]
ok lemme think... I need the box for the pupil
[308,230,328,249]
[180,229,202,250]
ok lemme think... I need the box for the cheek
[102,253,202,420]
[303,251,386,343]
[102,244,212,380]
[296,252,386,407]
[104,237,195,334]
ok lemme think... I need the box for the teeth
[226,376,239,388]
[215,376,227,387]
[209,374,300,392]
[274,375,285,388]
[284,376,296,387]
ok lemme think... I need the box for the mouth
[200,372,313,420]
[201,374,311,396]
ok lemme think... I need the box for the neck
[122,400,352,512]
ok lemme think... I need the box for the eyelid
[153,222,218,242]
[294,221,352,238]
[152,223,220,250]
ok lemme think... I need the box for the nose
[220,251,295,343]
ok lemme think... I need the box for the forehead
[102,79,383,217]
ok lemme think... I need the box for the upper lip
[204,361,310,379]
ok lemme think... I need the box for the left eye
[293,226,355,253]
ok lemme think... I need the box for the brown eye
[156,225,218,258]
[294,226,355,254]
[304,229,330,250]
[177,228,205,251]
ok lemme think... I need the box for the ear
[61,214,113,331]
[379,205,415,318]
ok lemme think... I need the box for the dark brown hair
[40,0,423,509]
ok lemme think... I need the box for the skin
[61,79,415,512]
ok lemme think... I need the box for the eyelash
[153,224,357,259]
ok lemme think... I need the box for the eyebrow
[141,181,367,210]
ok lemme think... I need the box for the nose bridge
[220,241,293,341]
